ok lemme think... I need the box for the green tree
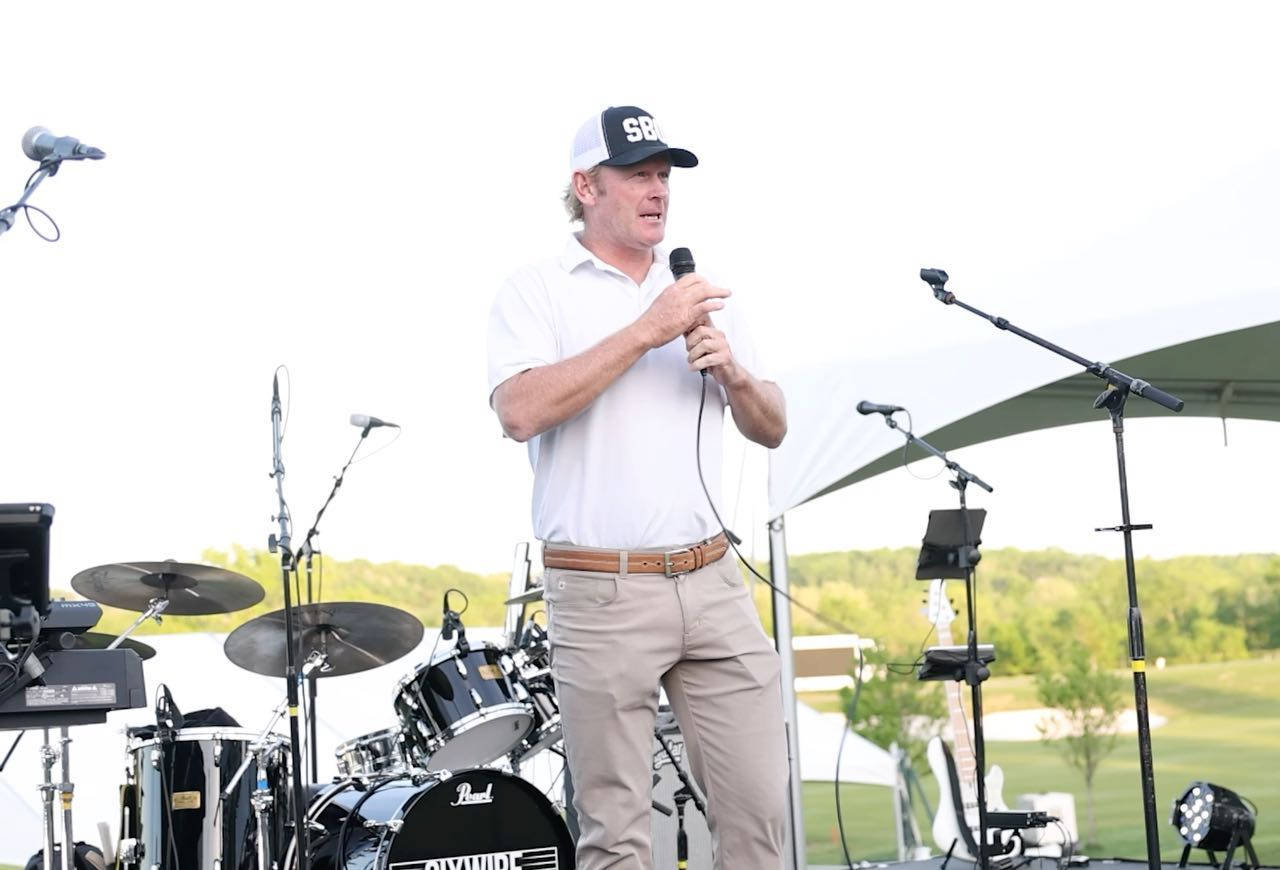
[841,645,946,772]
[1035,648,1126,847]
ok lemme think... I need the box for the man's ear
[572,169,598,208]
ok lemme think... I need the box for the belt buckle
[662,547,691,577]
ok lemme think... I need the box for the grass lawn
[6,659,1272,870]
[801,656,1279,866]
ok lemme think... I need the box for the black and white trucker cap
[569,106,698,173]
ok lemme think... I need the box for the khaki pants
[544,553,789,870]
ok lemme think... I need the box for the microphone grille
[21,126,50,160]
[669,247,696,278]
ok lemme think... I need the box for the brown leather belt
[543,533,730,576]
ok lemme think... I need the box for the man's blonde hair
[562,166,602,222]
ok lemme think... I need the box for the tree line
[84,544,1280,671]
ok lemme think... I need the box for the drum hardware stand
[267,372,311,870]
[870,407,996,870]
[922,268,1184,870]
[106,597,170,648]
[39,728,58,870]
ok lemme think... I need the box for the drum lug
[148,748,161,770]
[118,837,142,863]
[364,818,404,834]
[469,688,484,708]
[454,657,468,678]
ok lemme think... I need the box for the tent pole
[769,515,807,870]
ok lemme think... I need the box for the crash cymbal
[504,585,545,606]
[223,601,424,678]
[71,561,265,615]
[66,632,157,660]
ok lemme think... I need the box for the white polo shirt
[487,234,767,550]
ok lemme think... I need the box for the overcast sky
[3,2,1278,585]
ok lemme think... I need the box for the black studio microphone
[21,126,106,162]
[856,400,904,416]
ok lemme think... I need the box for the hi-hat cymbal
[71,561,265,615]
[505,586,544,606]
[67,632,157,660]
[223,602,424,678]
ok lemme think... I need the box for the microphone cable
[695,374,869,869]
[694,375,863,638]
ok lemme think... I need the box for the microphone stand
[292,426,368,785]
[0,163,56,240]
[875,412,995,870]
[268,374,310,870]
[920,268,1184,870]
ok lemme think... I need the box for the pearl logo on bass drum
[390,846,560,869]
[451,781,495,807]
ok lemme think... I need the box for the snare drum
[334,728,413,780]
[122,727,290,870]
[393,643,534,770]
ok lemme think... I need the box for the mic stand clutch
[920,267,1184,870]
[267,373,310,870]
[876,413,997,870]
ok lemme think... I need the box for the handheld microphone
[670,248,708,378]
[349,414,398,430]
[669,247,695,280]
[21,126,106,162]
[856,400,904,416]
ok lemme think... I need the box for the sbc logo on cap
[622,116,661,143]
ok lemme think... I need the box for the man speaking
[487,105,788,869]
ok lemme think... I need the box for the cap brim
[600,144,698,169]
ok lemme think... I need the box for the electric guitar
[923,579,1016,860]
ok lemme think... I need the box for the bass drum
[300,769,575,869]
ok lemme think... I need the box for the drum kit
[20,547,577,870]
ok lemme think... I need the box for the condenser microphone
[21,126,106,162]
[350,414,398,431]
[856,400,904,416]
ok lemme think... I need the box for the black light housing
[1171,781,1258,870]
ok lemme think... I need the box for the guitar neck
[936,622,978,789]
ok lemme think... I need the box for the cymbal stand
[105,597,170,649]
[39,728,57,870]
[221,652,328,808]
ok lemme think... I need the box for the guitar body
[922,580,1020,860]
[928,736,1012,860]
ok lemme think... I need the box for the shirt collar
[560,233,668,282]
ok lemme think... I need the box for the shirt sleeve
[487,266,560,405]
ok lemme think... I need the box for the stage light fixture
[1171,781,1259,870]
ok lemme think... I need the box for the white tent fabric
[768,289,1280,518]
[794,701,896,786]
[0,633,897,865]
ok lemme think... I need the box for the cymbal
[71,561,265,615]
[505,586,544,606]
[67,632,157,660]
[224,602,424,678]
